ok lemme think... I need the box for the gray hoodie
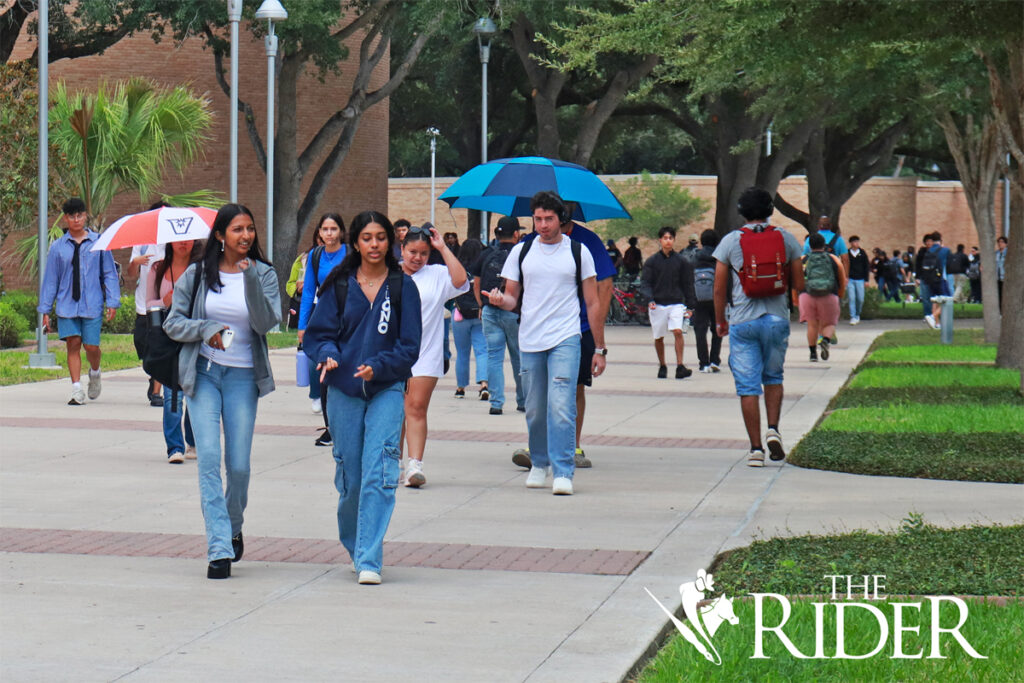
[163,260,281,398]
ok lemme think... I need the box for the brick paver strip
[0,527,649,576]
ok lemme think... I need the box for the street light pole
[30,0,56,368]
[228,0,242,203]
[256,0,288,272]
[428,127,440,225]
[473,17,497,242]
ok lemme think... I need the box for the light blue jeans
[189,359,259,562]
[728,314,789,397]
[847,279,865,318]
[162,385,194,456]
[520,335,580,480]
[327,382,404,573]
[481,306,524,410]
[453,316,487,388]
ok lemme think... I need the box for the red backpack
[737,226,790,298]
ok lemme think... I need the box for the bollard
[931,295,954,344]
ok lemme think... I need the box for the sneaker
[405,459,425,488]
[454,388,465,398]
[709,363,722,373]
[747,449,765,467]
[699,365,710,373]
[87,370,102,400]
[168,451,185,464]
[478,385,489,401]
[512,448,532,469]
[489,407,503,415]
[150,395,164,408]
[552,477,574,495]
[574,448,592,469]
[657,365,667,379]
[830,334,838,345]
[924,315,936,329]
[818,336,830,361]
[850,317,860,325]
[68,387,86,406]
[185,445,197,460]
[765,428,785,461]
[809,349,818,362]
[315,428,332,447]
[516,405,526,413]
[526,466,550,488]
[675,365,693,379]
[312,398,322,414]
[358,570,382,585]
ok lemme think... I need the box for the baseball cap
[689,233,699,242]
[495,216,521,236]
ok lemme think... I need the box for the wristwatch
[594,347,608,356]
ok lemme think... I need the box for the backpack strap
[571,238,583,304]
[386,269,403,329]
[826,231,839,253]
[311,246,325,289]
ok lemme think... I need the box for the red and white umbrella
[91,206,217,251]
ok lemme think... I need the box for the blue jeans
[919,282,932,316]
[189,360,259,562]
[162,385,195,456]
[520,335,580,480]
[728,314,789,397]
[847,279,865,318]
[307,357,322,400]
[453,317,487,388]
[326,382,404,573]
[481,306,524,410]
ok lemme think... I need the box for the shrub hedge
[0,302,29,348]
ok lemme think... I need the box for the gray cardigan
[163,260,281,398]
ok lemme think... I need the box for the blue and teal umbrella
[439,156,631,221]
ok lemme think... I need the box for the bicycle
[608,277,650,325]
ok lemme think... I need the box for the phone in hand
[220,329,235,350]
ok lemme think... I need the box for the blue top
[303,271,422,400]
[38,230,121,318]
[930,244,951,274]
[802,230,848,256]
[298,245,347,330]
[522,222,616,331]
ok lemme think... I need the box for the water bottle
[147,306,164,328]
[296,345,310,387]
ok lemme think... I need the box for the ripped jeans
[520,334,581,480]
[326,382,404,573]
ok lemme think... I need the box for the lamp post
[227,0,242,203]
[30,0,56,368]
[473,17,497,242]
[428,127,440,225]
[255,0,287,272]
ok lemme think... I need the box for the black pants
[133,314,149,360]
[690,301,721,368]
[969,278,982,303]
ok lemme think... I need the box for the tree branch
[207,26,265,171]
[1,0,32,64]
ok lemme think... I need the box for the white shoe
[925,314,937,329]
[552,477,573,495]
[747,449,765,467]
[311,398,322,414]
[405,459,425,488]
[87,370,102,400]
[850,317,859,325]
[709,363,721,373]
[358,570,382,585]
[525,466,550,488]
[185,445,197,460]
[68,387,86,406]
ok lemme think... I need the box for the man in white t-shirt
[487,191,606,496]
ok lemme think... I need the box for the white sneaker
[167,451,185,464]
[552,477,573,495]
[850,317,859,325]
[87,370,102,400]
[525,466,550,488]
[311,398,322,414]
[185,445,197,460]
[709,363,721,373]
[358,570,382,585]
[68,386,86,406]
[405,459,425,488]
[765,428,785,461]
[924,314,937,329]
[747,449,765,467]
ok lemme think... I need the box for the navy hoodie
[303,270,422,399]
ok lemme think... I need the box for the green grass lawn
[848,365,1018,388]
[0,331,299,386]
[874,300,984,319]
[867,344,998,364]
[868,328,987,349]
[819,403,1023,433]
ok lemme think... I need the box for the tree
[601,172,709,241]
[154,0,453,298]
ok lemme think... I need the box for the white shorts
[650,303,685,339]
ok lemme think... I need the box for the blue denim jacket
[37,231,121,318]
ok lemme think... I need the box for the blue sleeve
[298,249,317,330]
[102,250,121,308]
[832,236,848,256]
[302,275,342,365]
[37,242,59,314]
[802,238,811,255]
[581,230,616,281]
[363,277,422,383]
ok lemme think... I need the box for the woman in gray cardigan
[164,204,281,579]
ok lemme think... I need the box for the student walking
[845,235,869,324]
[691,229,723,373]
[37,197,121,406]
[164,204,281,579]
[303,211,422,585]
[402,223,468,488]
[640,226,696,379]
[452,239,489,404]
[799,233,847,362]
[713,187,804,468]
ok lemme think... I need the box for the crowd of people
[36,190,1010,584]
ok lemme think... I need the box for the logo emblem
[645,569,738,665]
[166,216,194,235]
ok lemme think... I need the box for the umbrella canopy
[91,206,217,251]
[438,156,631,222]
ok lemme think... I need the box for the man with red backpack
[712,187,805,468]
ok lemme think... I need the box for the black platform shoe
[207,559,231,579]
[232,533,244,562]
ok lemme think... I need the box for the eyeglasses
[406,226,432,237]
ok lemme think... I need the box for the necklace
[357,269,385,286]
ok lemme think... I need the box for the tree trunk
[269,56,302,301]
[995,180,1023,369]
[707,92,769,234]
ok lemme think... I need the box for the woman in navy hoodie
[303,211,422,585]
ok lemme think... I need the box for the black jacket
[848,249,870,280]
[640,250,696,307]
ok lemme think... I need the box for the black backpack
[143,263,202,410]
[477,245,512,296]
[884,258,903,281]
[693,251,716,303]
[825,232,840,254]
[919,248,944,287]
[454,281,480,319]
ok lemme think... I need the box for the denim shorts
[728,314,790,396]
[57,315,103,346]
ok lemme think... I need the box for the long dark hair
[457,238,483,269]
[202,204,269,292]
[153,240,204,299]
[322,211,399,294]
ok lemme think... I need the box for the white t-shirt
[131,244,160,314]
[410,264,470,377]
[501,235,597,353]
[199,271,254,368]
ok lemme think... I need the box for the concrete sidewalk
[1,320,1020,682]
